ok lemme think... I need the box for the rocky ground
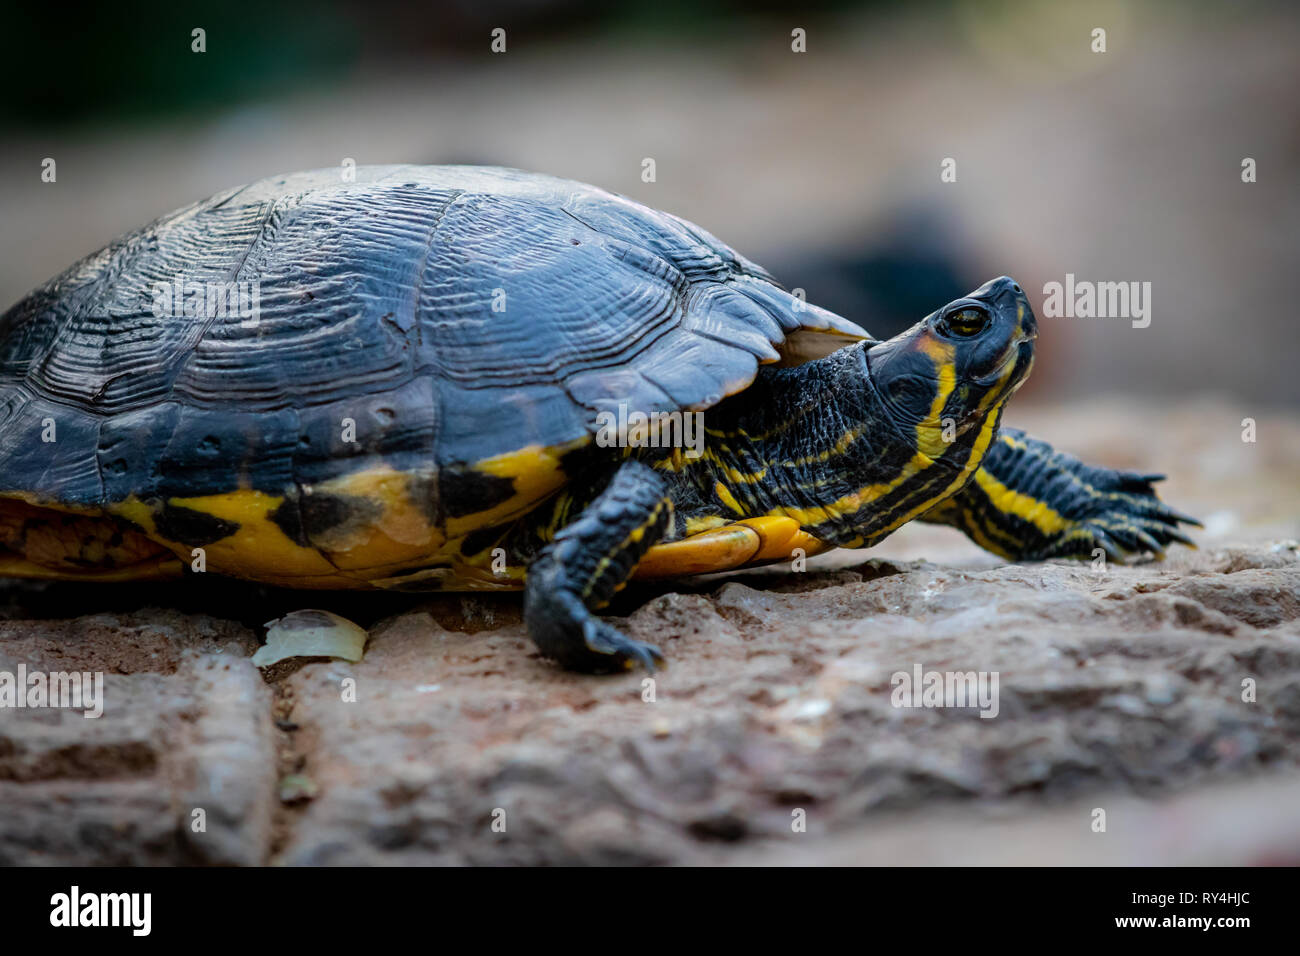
[1,399,1297,865]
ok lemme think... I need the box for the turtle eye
[937,307,990,338]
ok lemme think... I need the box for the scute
[0,165,870,534]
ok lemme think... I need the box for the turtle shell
[0,166,868,581]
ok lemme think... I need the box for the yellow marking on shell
[0,495,182,583]
[714,481,746,516]
[348,440,583,588]
[1,440,588,591]
[321,468,435,546]
[0,552,184,583]
[108,496,161,536]
[29,519,169,575]
[446,442,580,538]
[106,495,382,587]
[160,490,339,578]
[111,477,465,587]
[306,467,446,572]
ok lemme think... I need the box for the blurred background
[2,0,1297,545]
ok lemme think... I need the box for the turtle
[0,165,1198,672]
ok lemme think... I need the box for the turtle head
[697,276,1037,551]
[864,276,1036,458]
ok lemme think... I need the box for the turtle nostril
[1011,282,1023,295]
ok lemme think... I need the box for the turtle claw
[1113,469,1167,490]
[583,620,664,674]
[1068,488,1199,563]
[1134,528,1166,559]
[1087,528,1125,562]
[1163,507,1204,529]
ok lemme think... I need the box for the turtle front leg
[921,427,1200,562]
[525,460,673,673]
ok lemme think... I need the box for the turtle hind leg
[920,427,1200,562]
[524,460,672,673]
[0,499,184,582]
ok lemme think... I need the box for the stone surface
[270,547,1300,865]
[0,400,1297,865]
[0,612,272,865]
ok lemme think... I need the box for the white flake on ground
[252,609,369,668]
